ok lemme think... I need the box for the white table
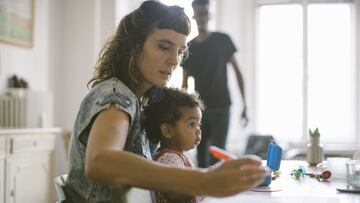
[206,160,360,203]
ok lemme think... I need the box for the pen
[208,146,237,161]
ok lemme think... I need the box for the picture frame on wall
[0,0,35,48]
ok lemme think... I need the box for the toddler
[143,87,205,203]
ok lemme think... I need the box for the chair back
[54,174,68,203]
[245,134,275,159]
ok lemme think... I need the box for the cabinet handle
[12,176,16,201]
[10,138,13,154]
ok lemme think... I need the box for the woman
[65,1,268,202]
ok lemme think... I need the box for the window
[307,4,355,143]
[255,1,356,144]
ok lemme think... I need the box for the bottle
[306,128,324,166]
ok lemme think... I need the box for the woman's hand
[201,156,269,197]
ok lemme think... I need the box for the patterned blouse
[154,146,200,203]
[65,78,154,202]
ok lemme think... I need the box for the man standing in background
[182,0,248,168]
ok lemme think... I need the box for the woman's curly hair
[143,87,204,144]
[88,1,191,92]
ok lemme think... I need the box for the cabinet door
[5,155,52,203]
[0,136,5,203]
[0,160,4,203]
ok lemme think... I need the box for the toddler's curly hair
[143,87,204,144]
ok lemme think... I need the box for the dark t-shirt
[182,32,236,108]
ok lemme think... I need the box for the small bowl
[326,157,350,179]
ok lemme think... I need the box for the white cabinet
[6,155,52,203]
[0,160,4,203]
[0,137,5,203]
[0,128,60,203]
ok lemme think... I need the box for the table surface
[205,160,360,203]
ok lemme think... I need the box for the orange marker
[208,146,237,161]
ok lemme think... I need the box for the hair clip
[147,87,165,104]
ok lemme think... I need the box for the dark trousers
[197,107,230,168]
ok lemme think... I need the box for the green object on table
[309,128,320,137]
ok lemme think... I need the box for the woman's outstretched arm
[85,106,268,197]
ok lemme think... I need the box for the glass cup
[346,160,360,188]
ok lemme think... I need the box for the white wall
[0,0,50,91]
[215,0,256,155]
[52,0,116,175]
[0,0,55,128]
[115,0,144,24]
[53,1,95,131]
[51,0,116,132]
[0,0,117,175]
